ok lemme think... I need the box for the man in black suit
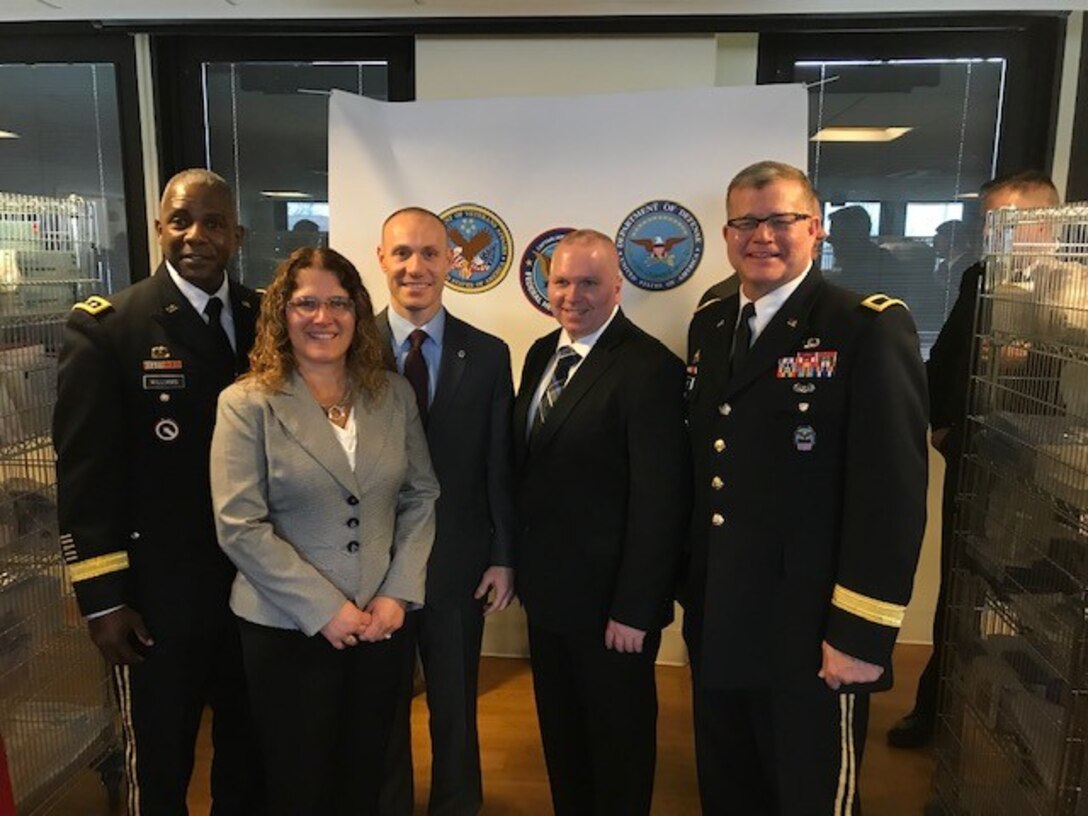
[513,229,689,816]
[888,170,1061,749]
[684,161,928,814]
[54,169,264,814]
[376,207,516,816]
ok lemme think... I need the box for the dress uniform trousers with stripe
[53,269,265,815]
[681,270,929,815]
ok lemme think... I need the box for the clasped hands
[320,596,406,650]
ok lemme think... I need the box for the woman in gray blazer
[210,247,439,816]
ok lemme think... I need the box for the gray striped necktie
[533,346,582,433]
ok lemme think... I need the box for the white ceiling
[2,0,1081,21]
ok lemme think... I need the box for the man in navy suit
[376,207,516,816]
[513,229,690,816]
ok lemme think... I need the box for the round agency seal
[615,200,703,291]
[519,228,573,315]
[440,204,514,294]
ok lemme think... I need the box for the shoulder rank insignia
[72,295,113,316]
[860,293,907,313]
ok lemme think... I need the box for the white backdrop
[328,84,807,659]
[329,84,807,371]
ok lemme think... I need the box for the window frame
[0,23,150,282]
[152,34,415,180]
[757,17,1066,182]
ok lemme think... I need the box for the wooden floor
[49,644,935,815]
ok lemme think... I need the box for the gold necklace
[321,386,351,423]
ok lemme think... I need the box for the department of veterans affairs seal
[615,200,704,291]
[519,228,573,315]
[440,204,514,294]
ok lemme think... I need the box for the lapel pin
[457,349,466,359]
[165,304,179,314]
[241,299,252,308]
[803,337,820,349]
[715,319,725,329]
[151,345,170,359]
[786,318,798,328]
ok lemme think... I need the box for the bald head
[548,229,622,340]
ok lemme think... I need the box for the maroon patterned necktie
[404,329,429,426]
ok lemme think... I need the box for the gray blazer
[210,370,439,636]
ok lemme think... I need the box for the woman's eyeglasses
[287,297,355,316]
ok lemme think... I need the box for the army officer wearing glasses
[682,161,928,815]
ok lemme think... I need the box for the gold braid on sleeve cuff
[831,584,906,628]
[68,551,130,583]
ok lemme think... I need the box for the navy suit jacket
[377,308,516,607]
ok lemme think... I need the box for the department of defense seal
[615,200,704,291]
[519,227,573,315]
[440,204,514,294]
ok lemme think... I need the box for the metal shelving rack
[0,193,120,813]
[934,203,1088,815]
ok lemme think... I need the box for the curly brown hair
[245,247,390,400]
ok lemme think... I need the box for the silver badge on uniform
[155,418,180,442]
[794,425,816,452]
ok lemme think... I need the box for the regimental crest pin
[151,345,170,359]
[794,425,816,452]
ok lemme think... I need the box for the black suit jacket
[54,266,259,634]
[927,259,983,444]
[684,271,928,691]
[513,309,690,635]
[377,309,515,606]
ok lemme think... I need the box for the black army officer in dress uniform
[54,169,264,815]
[683,161,928,815]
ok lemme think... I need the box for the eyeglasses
[726,213,813,232]
[287,296,355,316]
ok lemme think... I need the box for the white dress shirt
[737,265,811,347]
[164,262,237,352]
[527,305,619,435]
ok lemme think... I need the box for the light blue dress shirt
[387,307,445,402]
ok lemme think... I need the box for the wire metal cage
[0,192,119,813]
[935,203,1088,816]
